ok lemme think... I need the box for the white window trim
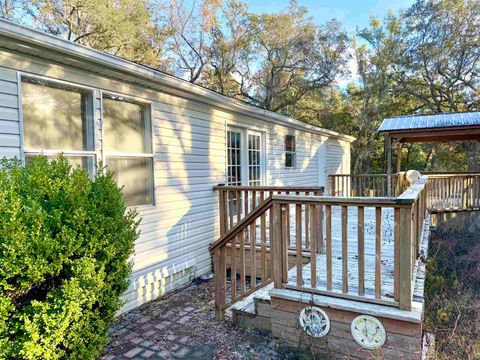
[101,91,156,207]
[18,72,97,173]
[285,134,296,168]
[225,125,266,186]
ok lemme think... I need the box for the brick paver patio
[102,277,305,360]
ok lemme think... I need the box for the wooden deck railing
[329,172,407,197]
[426,174,480,211]
[210,178,429,319]
[210,197,274,320]
[214,185,323,236]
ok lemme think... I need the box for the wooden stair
[230,282,273,331]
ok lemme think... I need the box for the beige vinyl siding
[0,67,20,159]
[325,139,351,194]
[0,47,352,313]
[266,126,322,186]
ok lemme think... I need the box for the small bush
[424,224,480,359]
[0,156,138,359]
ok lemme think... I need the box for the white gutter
[0,19,355,142]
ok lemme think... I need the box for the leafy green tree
[393,0,480,171]
[234,1,349,112]
[20,0,168,67]
[203,0,255,96]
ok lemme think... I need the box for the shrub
[424,224,480,359]
[0,156,138,359]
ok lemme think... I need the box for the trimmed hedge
[0,156,138,359]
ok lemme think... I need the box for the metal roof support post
[386,135,393,196]
[396,142,402,173]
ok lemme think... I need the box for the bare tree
[167,0,220,83]
[0,0,17,19]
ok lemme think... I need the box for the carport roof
[378,112,480,143]
[379,112,480,132]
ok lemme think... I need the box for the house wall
[0,47,351,312]
[325,139,351,194]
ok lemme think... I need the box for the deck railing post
[330,176,336,196]
[398,206,413,311]
[271,202,284,288]
[218,188,227,236]
[214,246,226,321]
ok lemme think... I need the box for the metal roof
[378,112,480,132]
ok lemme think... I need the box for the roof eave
[0,19,355,143]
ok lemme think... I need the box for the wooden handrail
[214,185,325,191]
[215,185,324,237]
[270,195,413,207]
[328,172,406,197]
[211,177,433,320]
[211,196,279,320]
[210,197,273,254]
[426,174,480,211]
[423,171,480,175]
[268,181,428,311]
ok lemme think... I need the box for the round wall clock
[351,315,387,349]
[298,306,330,338]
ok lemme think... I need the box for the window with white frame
[103,95,154,206]
[21,77,96,172]
[285,134,296,168]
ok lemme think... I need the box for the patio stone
[130,337,143,345]
[124,347,143,358]
[140,350,155,358]
[101,279,300,359]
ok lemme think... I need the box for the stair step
[230,283,273,331]
[229,282,273,315]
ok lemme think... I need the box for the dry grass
[424,218,480,359]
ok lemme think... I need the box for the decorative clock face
[299,306,330,338]
[351,315,387,350]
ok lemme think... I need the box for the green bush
[0,156,138,359]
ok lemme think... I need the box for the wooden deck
[286,205,396,300]
[231,210,429,315]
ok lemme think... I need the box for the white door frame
[226,126,266,186]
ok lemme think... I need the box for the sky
[245,0,414,33]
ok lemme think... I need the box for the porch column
[396,142,402,173]
[385,135,393,196]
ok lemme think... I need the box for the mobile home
[0,19,354,312]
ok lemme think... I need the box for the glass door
[226,128,243,186]
[247,130,263,186]
[226,127,264,186]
